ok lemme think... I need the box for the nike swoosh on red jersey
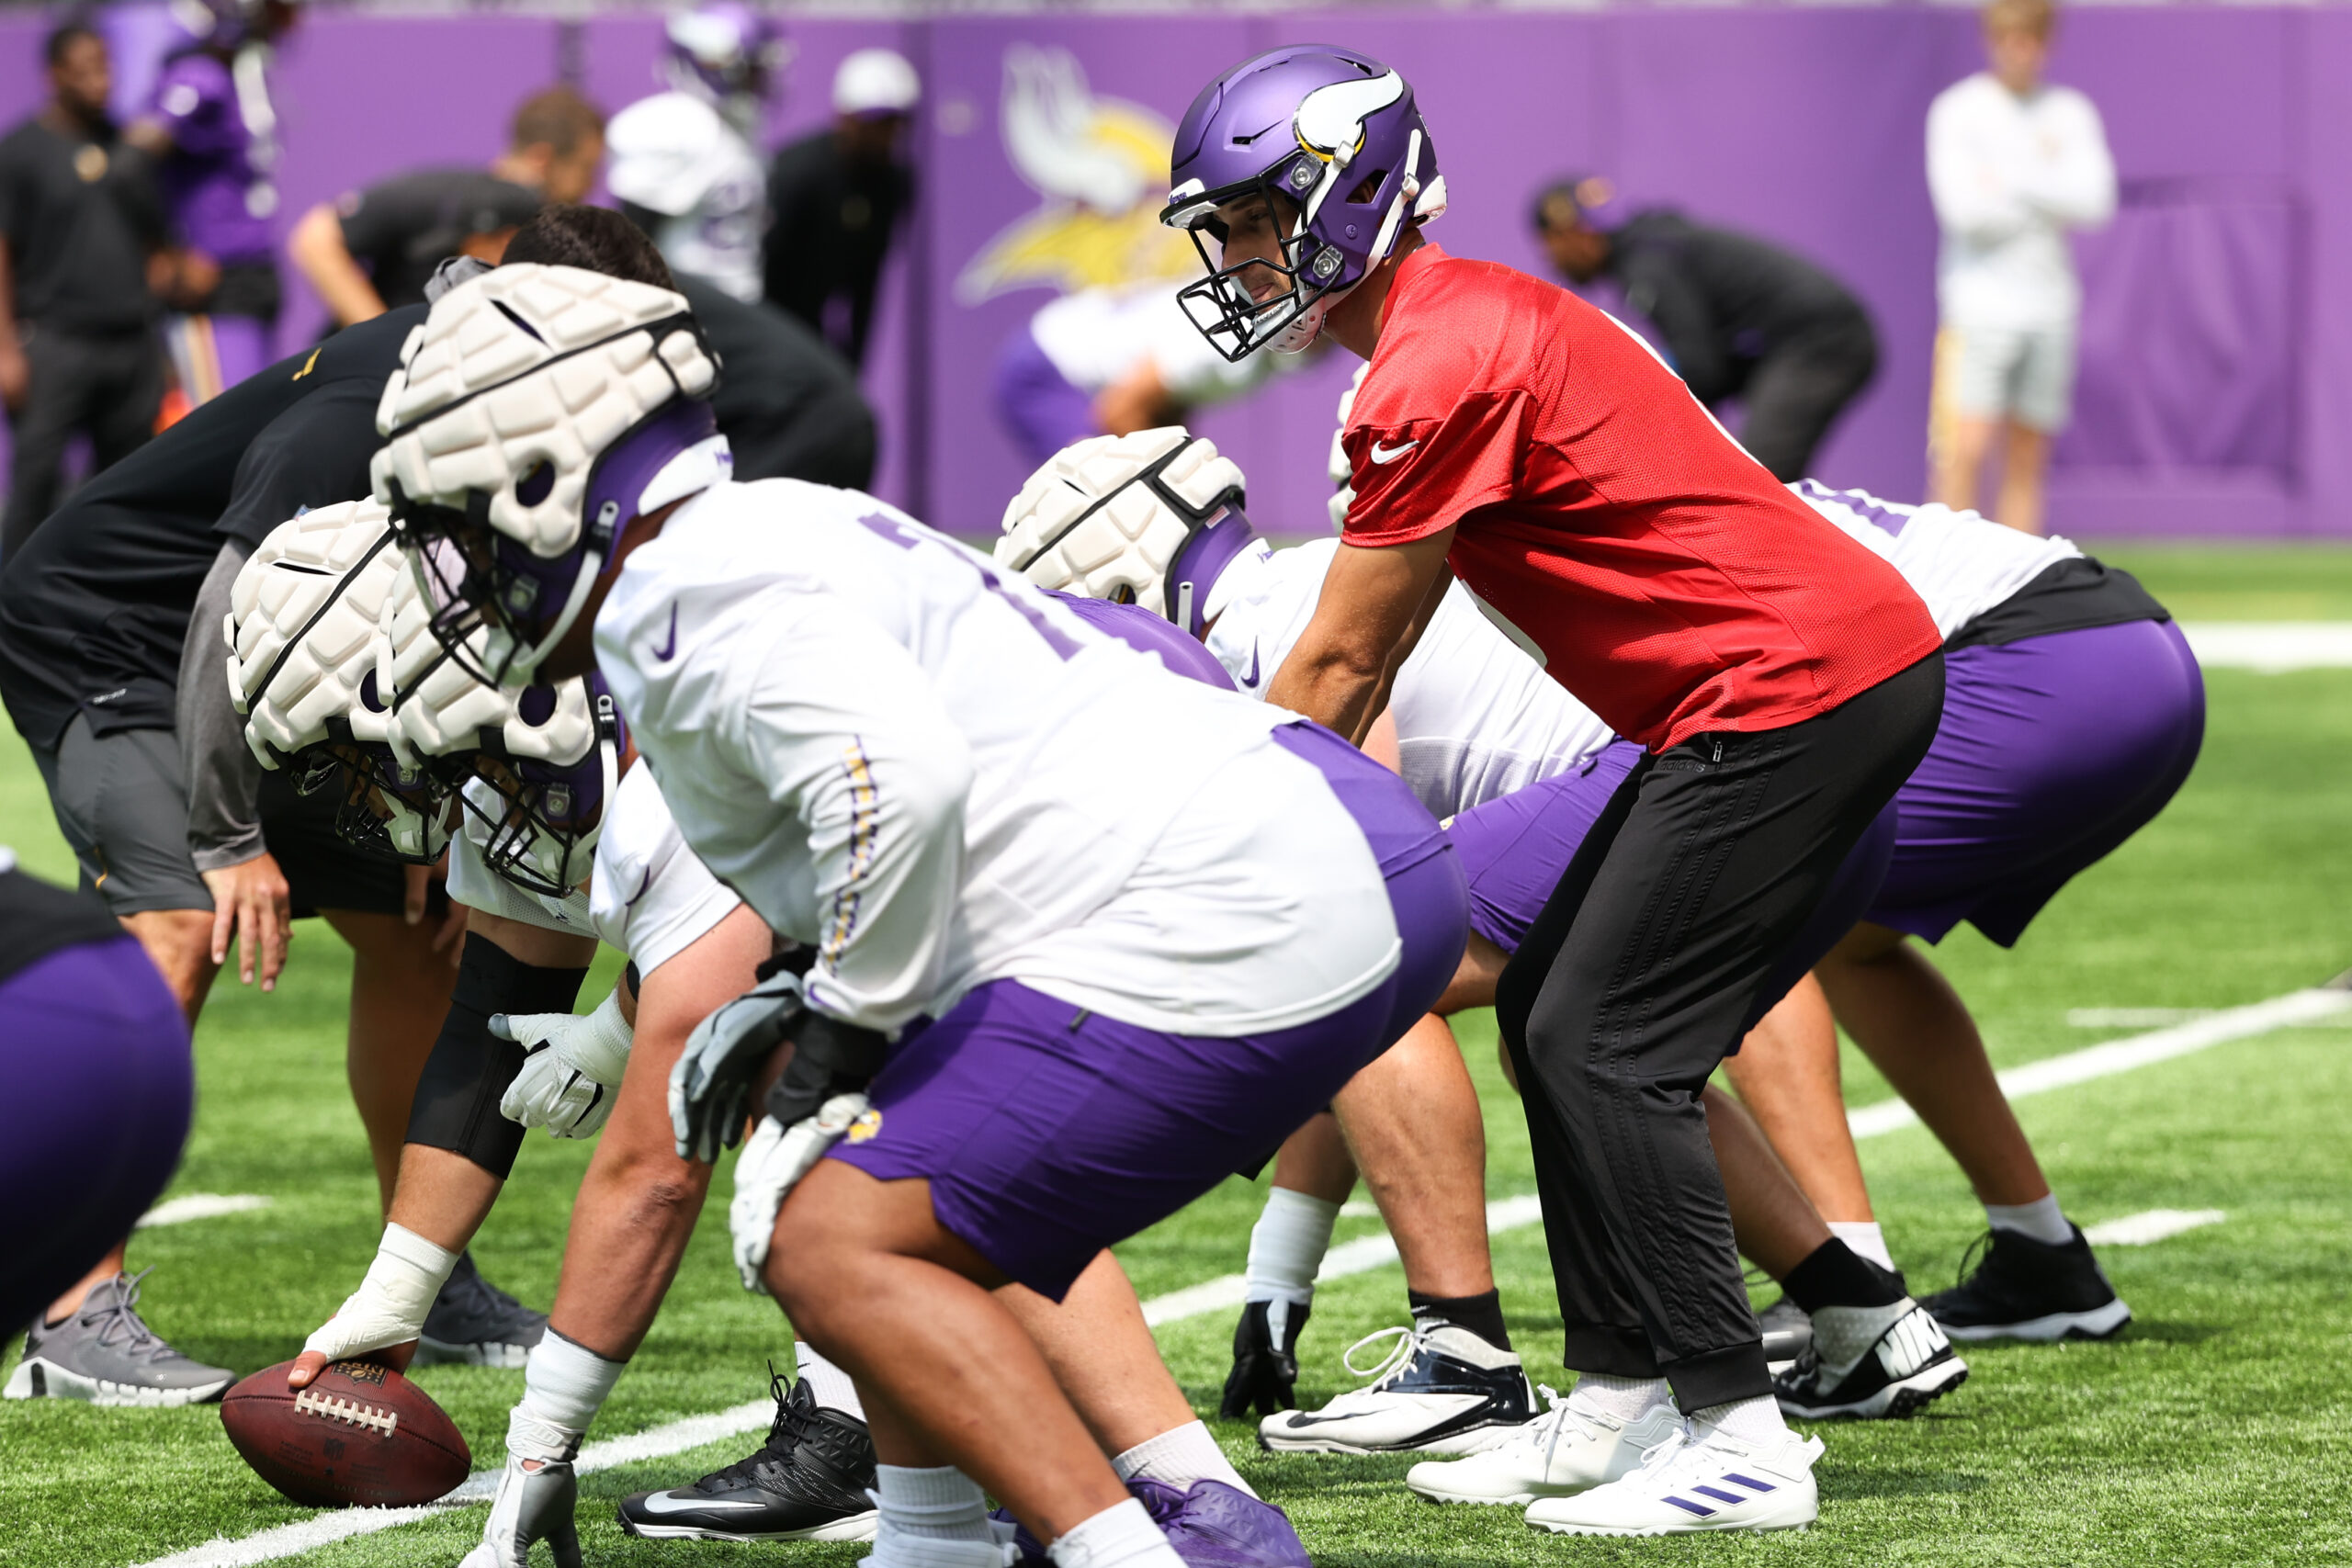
[1369,439,1419,464]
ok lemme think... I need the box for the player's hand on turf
[670,968,807,1163]
[201,851,292,991]
[730,1096,870,1293]
[495,988,633,1139]
[463,1409,584,1568]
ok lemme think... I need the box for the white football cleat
[1259,1322,1534,1456]
[1523,1422,1823,1536]
[1404,1386,1683,1505]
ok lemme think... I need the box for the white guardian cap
[372,263,727,686]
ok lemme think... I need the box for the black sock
[1408,1288,1512,1352]
[1781,1238,1907,1314]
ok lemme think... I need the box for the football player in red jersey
[1162,45,1947,1535]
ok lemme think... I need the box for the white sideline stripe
[132,1402,772,1568]
[1139,1194,1547,1328]
[1845,986,2352,1141]
[129,989,2334,1565]
[2083,1208,2228,1247]
[2180,622,2352,673]
[136,1194,275,1229]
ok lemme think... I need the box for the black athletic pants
[1495,652,1943,1411]
[2,325,164,563]
[1737,316,1878,483]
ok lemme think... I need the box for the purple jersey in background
[148,48,275,266]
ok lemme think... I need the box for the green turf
[4,557,2348,1566]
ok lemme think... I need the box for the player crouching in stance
[1001,433,1963,1467]
[1160,47,1947,1534]
[372,260,1468,1567]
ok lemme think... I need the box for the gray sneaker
[4,1269,234,1406]
[415,1251,546,1368]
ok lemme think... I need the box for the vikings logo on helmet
[1159,45,1447,360]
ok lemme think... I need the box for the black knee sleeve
[405,932,591,1179]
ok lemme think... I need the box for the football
[220,1360,470,1508]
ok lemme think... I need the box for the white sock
[795,1341,865,1420]
[871,1464,998,1568]
[1984,1194,2072,1247]
[1827,1221,1895,1272]
[1112,1419,1257,1499]
[1691,1393,1788,1448]
[1243,1188,1339,1344]
[519,1327,626,1435]
[1566,1371,1673,1423]
[1046,1497,1185,1568]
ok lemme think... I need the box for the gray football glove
[670,967,808,1164]
[460,1407,583,1568]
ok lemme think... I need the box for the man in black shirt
[287,86,606,329]
[0,24,168,562]
[1534,179,1879,482]
[763,48,919,369]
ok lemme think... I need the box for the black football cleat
[1923,1225,2132,1342]
[1256,1320,1534,1455]
[617,1367,877,1542]
[1219,1299,1309,1421]
[415,1252,546,1368]
[1773,1298,1968,1420]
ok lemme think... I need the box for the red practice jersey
[1342,243,1939,754]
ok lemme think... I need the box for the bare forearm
[1264,653,1388,744]
[545,1111,711,1361]
[288,206,387,327]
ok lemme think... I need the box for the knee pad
[405,933,590,1178]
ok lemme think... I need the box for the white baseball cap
[833,48,920,118]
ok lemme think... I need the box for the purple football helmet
[456,677,627,899]
[663,3,788,111]
[1160,45,1445,361]
[179,0,298,51]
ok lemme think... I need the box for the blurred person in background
[1534,177,1878,484]
[126,0,296,410]
[994,277,1281,467]
[763,47,918,369]
[608,1,784,303]
[1928,0,2113,536]
[0,22,167,563]
[288,86,605,329]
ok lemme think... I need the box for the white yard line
[137,1194,275,1229]
[1846,986,2352,1140]
[2083,1209,2227,1247]
[133,985,2339,1567]
[2179,622,2352,673]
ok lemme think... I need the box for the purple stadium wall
[0,6,2346,539]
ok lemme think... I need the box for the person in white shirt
[369,263,1469,1568]
[606,3,782,302]
[1927,0,2116,536]
[994,278,1283,465]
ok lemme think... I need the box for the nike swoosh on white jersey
[1369,439,1419,464]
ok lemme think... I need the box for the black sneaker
[1257,1321,1535,1455]
[1218,1298,1308,1421]
[1922,1226,2132,1342]
[617,1367,878,1542]
[1774,1299,1968,1420]
[415,1251,546,1368]
[1757,1295,1813,1371]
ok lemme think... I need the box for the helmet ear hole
[515,461,555,507]
[1111,585,1137,606]
[1348,170,1388,205]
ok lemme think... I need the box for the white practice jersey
[1927,73,2115,333]
[1792,480,2081,642]
[1205,538,1617,818]
[595,479,1400,1038]
[606,92,767,302]
[1030,280,1277,409]
[445,767,739,976]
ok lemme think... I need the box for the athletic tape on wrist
[408,932,590,1178]
[303,1222,458,1359]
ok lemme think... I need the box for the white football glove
[671,966,807,1164]
[301,1223,458,1366]
[460,1406,584,1568]
[495,987,633,1139]
[730,1095,870,1294]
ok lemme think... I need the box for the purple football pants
[828,722,1469,1299]
[993,326,1099,468]
[0,937,192,1337]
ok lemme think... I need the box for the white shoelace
[1494,1384,1617,1471]
[1339,1324,1430,1391]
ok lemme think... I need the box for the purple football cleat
[998,1478,1310,1566]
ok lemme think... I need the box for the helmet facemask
[451,679,625,899]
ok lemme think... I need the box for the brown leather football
[220,1359,471,1507]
